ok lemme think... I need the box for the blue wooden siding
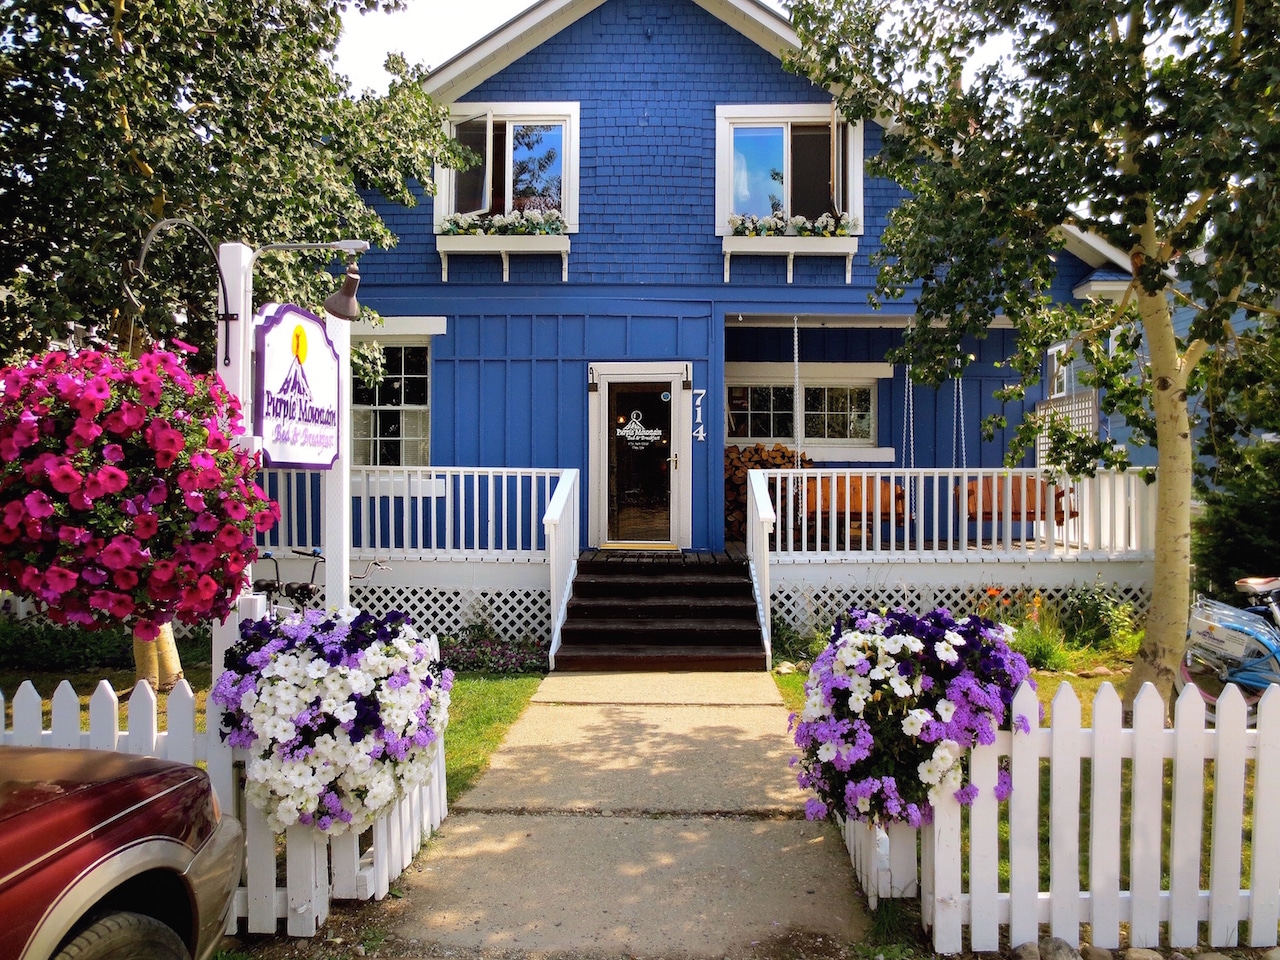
[359,0,907,291]
[350,0,1098,551]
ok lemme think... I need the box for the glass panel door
[607,381,673,543]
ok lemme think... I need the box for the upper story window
[1047,344,1075,398]
[435,103,580,232]
[715,105,864,236]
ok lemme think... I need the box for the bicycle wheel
[1175,635,1274,722]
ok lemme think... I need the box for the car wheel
[54,912,191,960]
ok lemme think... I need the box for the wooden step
[552,642,767,672]
[565,594,758,621]
[559,617,762,646]
[555,550,767,672]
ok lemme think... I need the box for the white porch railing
[758,467,1155,558]
[544,469,580,668]
[260,467,566,560]
[842,682,1280,954]
[747,470,776,668]
[1,670,447,936]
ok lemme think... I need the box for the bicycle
[1174,576,1280,722]
[252,548,389,615]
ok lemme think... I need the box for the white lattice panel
[352,584,551,642]
[772,575,1151,636]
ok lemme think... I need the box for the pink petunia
[102,443,125,463]
[46,458,83,494]
[69,418,103,449]
[58,525,92,545]
[132,514,159,539]
[104,402,147,435]
[254,508,280,532]
[215,523,245,552]
[44,566,78,595]
[183,491,207,512]
[222,498,248,521]
[3,500,26,527]
[149,559,178,583]
[132,619,160,641]
[23,490,55,519]
[187,542,219,567]
[113,568,139,591]
[99,535,142,571]
[95,465,128,494]
[133,370,164,406]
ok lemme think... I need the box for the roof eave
[424,0,799,104]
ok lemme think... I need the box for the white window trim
[434,101,581,233]
[725,361,893,462]
[350,338,433,468]
[1047,344,1073,398]
[714,104,864,238]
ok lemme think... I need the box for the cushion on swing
[804,475,906,523]
[962,476,1077,526]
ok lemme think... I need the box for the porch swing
[941,359,1077,528]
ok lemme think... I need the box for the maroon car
[0,746,242,960]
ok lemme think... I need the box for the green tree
[0,0,470,686]
[787,0,1280,707]
[0,0,469,367]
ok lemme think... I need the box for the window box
[722,235,860,284]
[436,233,571,282]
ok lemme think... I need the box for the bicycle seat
[1235,576,1280,595]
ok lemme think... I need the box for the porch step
[555,551,766,672]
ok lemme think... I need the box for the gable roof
[424,0,797,103]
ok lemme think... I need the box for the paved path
[389,672,868,958]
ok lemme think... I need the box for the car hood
[0,747,196,823]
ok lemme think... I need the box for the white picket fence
[1,666,447,937]
[843,681,1280,954]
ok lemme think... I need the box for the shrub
[0,614,213,673]
[438,621,548,674]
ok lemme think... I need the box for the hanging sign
[254,303,341,469]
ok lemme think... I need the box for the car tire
[54,912,191,960]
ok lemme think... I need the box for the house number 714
[692,389,706,442]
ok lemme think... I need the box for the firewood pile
[724,443,812,543]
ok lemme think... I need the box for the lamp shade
[323,262,361,320]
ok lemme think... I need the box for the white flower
[918,757,943,785]
[932,739,963,768]
[935,698,957,723]
[901,708,931,737]
[817,742,838,762]
[934,640,959,664]
[945,630,967,648]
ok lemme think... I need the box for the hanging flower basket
[0,347,278,640]
[212,608,453,835]
[791,606,1036,826]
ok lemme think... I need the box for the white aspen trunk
[133,622,184,693]
[1123,275,1197,711]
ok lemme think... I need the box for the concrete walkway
[389,672,868,958]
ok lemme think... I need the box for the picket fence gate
[844,681,1280,955]
[0,674,447,938]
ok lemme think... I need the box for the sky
[336,0,790,95]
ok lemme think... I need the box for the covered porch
[258,465,1155,665]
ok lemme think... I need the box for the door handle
[668,452,678,469]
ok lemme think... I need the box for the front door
[608,381,672,542]
[589,362,692,549]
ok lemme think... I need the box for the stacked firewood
[724,443,812,543]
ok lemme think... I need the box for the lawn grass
[441,672,542,803]
[1,664,216,733]
[2,664,541,811]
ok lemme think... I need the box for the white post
[217,243,256,424]
[323,312,352,610]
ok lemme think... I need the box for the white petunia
[935,698,957,723]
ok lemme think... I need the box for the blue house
[265,0,1154,661]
